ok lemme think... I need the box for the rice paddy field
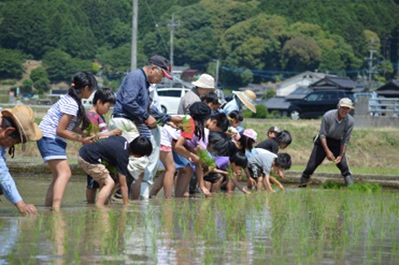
[1,116,399,264]
[1,175,398,264]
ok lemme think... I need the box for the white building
[276,71,327,96]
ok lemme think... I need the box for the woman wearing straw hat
[222,89,257,115]
[0,105,42,214]
[177,73,216,115]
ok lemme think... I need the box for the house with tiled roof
[375,79,399,98]
[308,76,366,92]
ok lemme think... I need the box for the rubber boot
[298,175,312,188]
[344,174,354,186]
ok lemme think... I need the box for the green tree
[377,60,394,81]
[281,37,321,72]
[21,79,33,93]
[265,89,276,99]
[43,49,72,81]
[34,79,51,94]
[0,48,24,79]
[97,44,132,74]
[30,67,49,84]
[43,49,92,81]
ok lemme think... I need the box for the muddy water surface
[1,174,399,264]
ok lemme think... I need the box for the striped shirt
[87,111,109,133]
[39,95,79,141]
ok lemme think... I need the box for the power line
[143,0,169,54]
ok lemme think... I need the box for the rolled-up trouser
[302,137,351,179]
[141,126,161,198]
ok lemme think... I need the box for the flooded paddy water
[1,174,399,264]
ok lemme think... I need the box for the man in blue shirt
[110,55,181,199]
[0,105,42,214]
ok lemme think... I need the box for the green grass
[290,164,399,176]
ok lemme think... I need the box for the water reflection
[1,176,399,264]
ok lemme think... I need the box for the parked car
[157,87,189,114]
[288,90,354,120]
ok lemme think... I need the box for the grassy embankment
[7,112,399,176]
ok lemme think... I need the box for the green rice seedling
[347,183,381,192]
[85,122,100,137]
[197,149,216,168]
[323,181,342,189]
[227,167,234,180]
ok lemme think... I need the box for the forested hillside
[0,0,398,91]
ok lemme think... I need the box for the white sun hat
[192,74,216,90]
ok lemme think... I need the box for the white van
[82,91,96,109]
[157,87,189,114]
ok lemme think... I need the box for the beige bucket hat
[338,97,355,109]
[192,74,216,90]
[1,105,43,150]
[234,89,257,113]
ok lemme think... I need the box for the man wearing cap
[0,105,42,214]
[299,97,355,187]
[110,55,181,199]
[222,89,257,115]
[177,73,216,115]
[111,55,174,141]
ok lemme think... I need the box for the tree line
[0,0,398,92]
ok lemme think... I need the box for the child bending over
[85,88,121,203]
[78,136,152,206]
[246,152,291,192]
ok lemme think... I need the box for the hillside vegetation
[0,0,398,91]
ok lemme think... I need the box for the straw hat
[234,90,257,113]
[1,105,43,150]
[192,74,216,90]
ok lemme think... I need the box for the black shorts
[204,173,224,184]
[248,165,261,179]
[87,175,100,189]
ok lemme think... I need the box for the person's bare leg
[96,177,115,206]
[175,166,193,197]
[46,159,71,211]
[262,176,275,192]
[86,188,97,204]
[162,152,176,199]
[210,178,223,193]
[130,172,143,200]
[150,172,165,198]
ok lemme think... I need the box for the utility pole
[166,13,180,84]
[214,59,220,87]
[130,0,138,71]
[365,38,378,88]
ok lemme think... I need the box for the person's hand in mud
[199,185,211,197]
[15,201,37,215]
